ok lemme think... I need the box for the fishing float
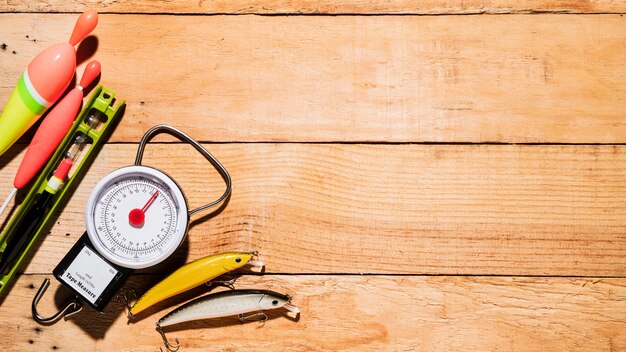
[0,61,102,221]
[0,10,98,157]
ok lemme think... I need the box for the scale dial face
[85,166,188,269]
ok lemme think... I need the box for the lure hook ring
[32,278,83,325]
[134,124,232,217]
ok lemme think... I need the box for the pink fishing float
[14,61,101,189]
[0,11,98,157]
[0,61,101,221]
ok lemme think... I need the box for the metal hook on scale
[32,278,82,325]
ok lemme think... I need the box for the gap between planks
[2,12,626,16]
[2,0,626,15]
[17,272,626,279]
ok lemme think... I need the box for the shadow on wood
[76,36,98,67]
[188,192,231,232]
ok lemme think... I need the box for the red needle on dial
[129,190,159,227]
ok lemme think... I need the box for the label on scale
[59,246,118,304]
[54,233,133,311]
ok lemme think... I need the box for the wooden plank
[1,14,625,143]
[2,274,625,351]
[2,0,626,14]
[2,143,626,276]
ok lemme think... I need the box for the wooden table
[1,1,625,351]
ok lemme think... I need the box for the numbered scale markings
[86,166,189,269]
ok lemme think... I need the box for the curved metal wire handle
[135,125,232,217]
[32,278,83,325]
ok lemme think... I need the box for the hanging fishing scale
[32,125,231,322]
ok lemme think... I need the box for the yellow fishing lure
[129,251,262,317]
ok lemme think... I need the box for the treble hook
[206,277,237,290]
[156,325,180,352]
[116,289,138,318]
[32,278,82,325]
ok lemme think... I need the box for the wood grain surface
[1,143,625,276]
[0,14,625,143]
[4,274,625,351]
[1,2,625,351]
[2,0,626,14]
